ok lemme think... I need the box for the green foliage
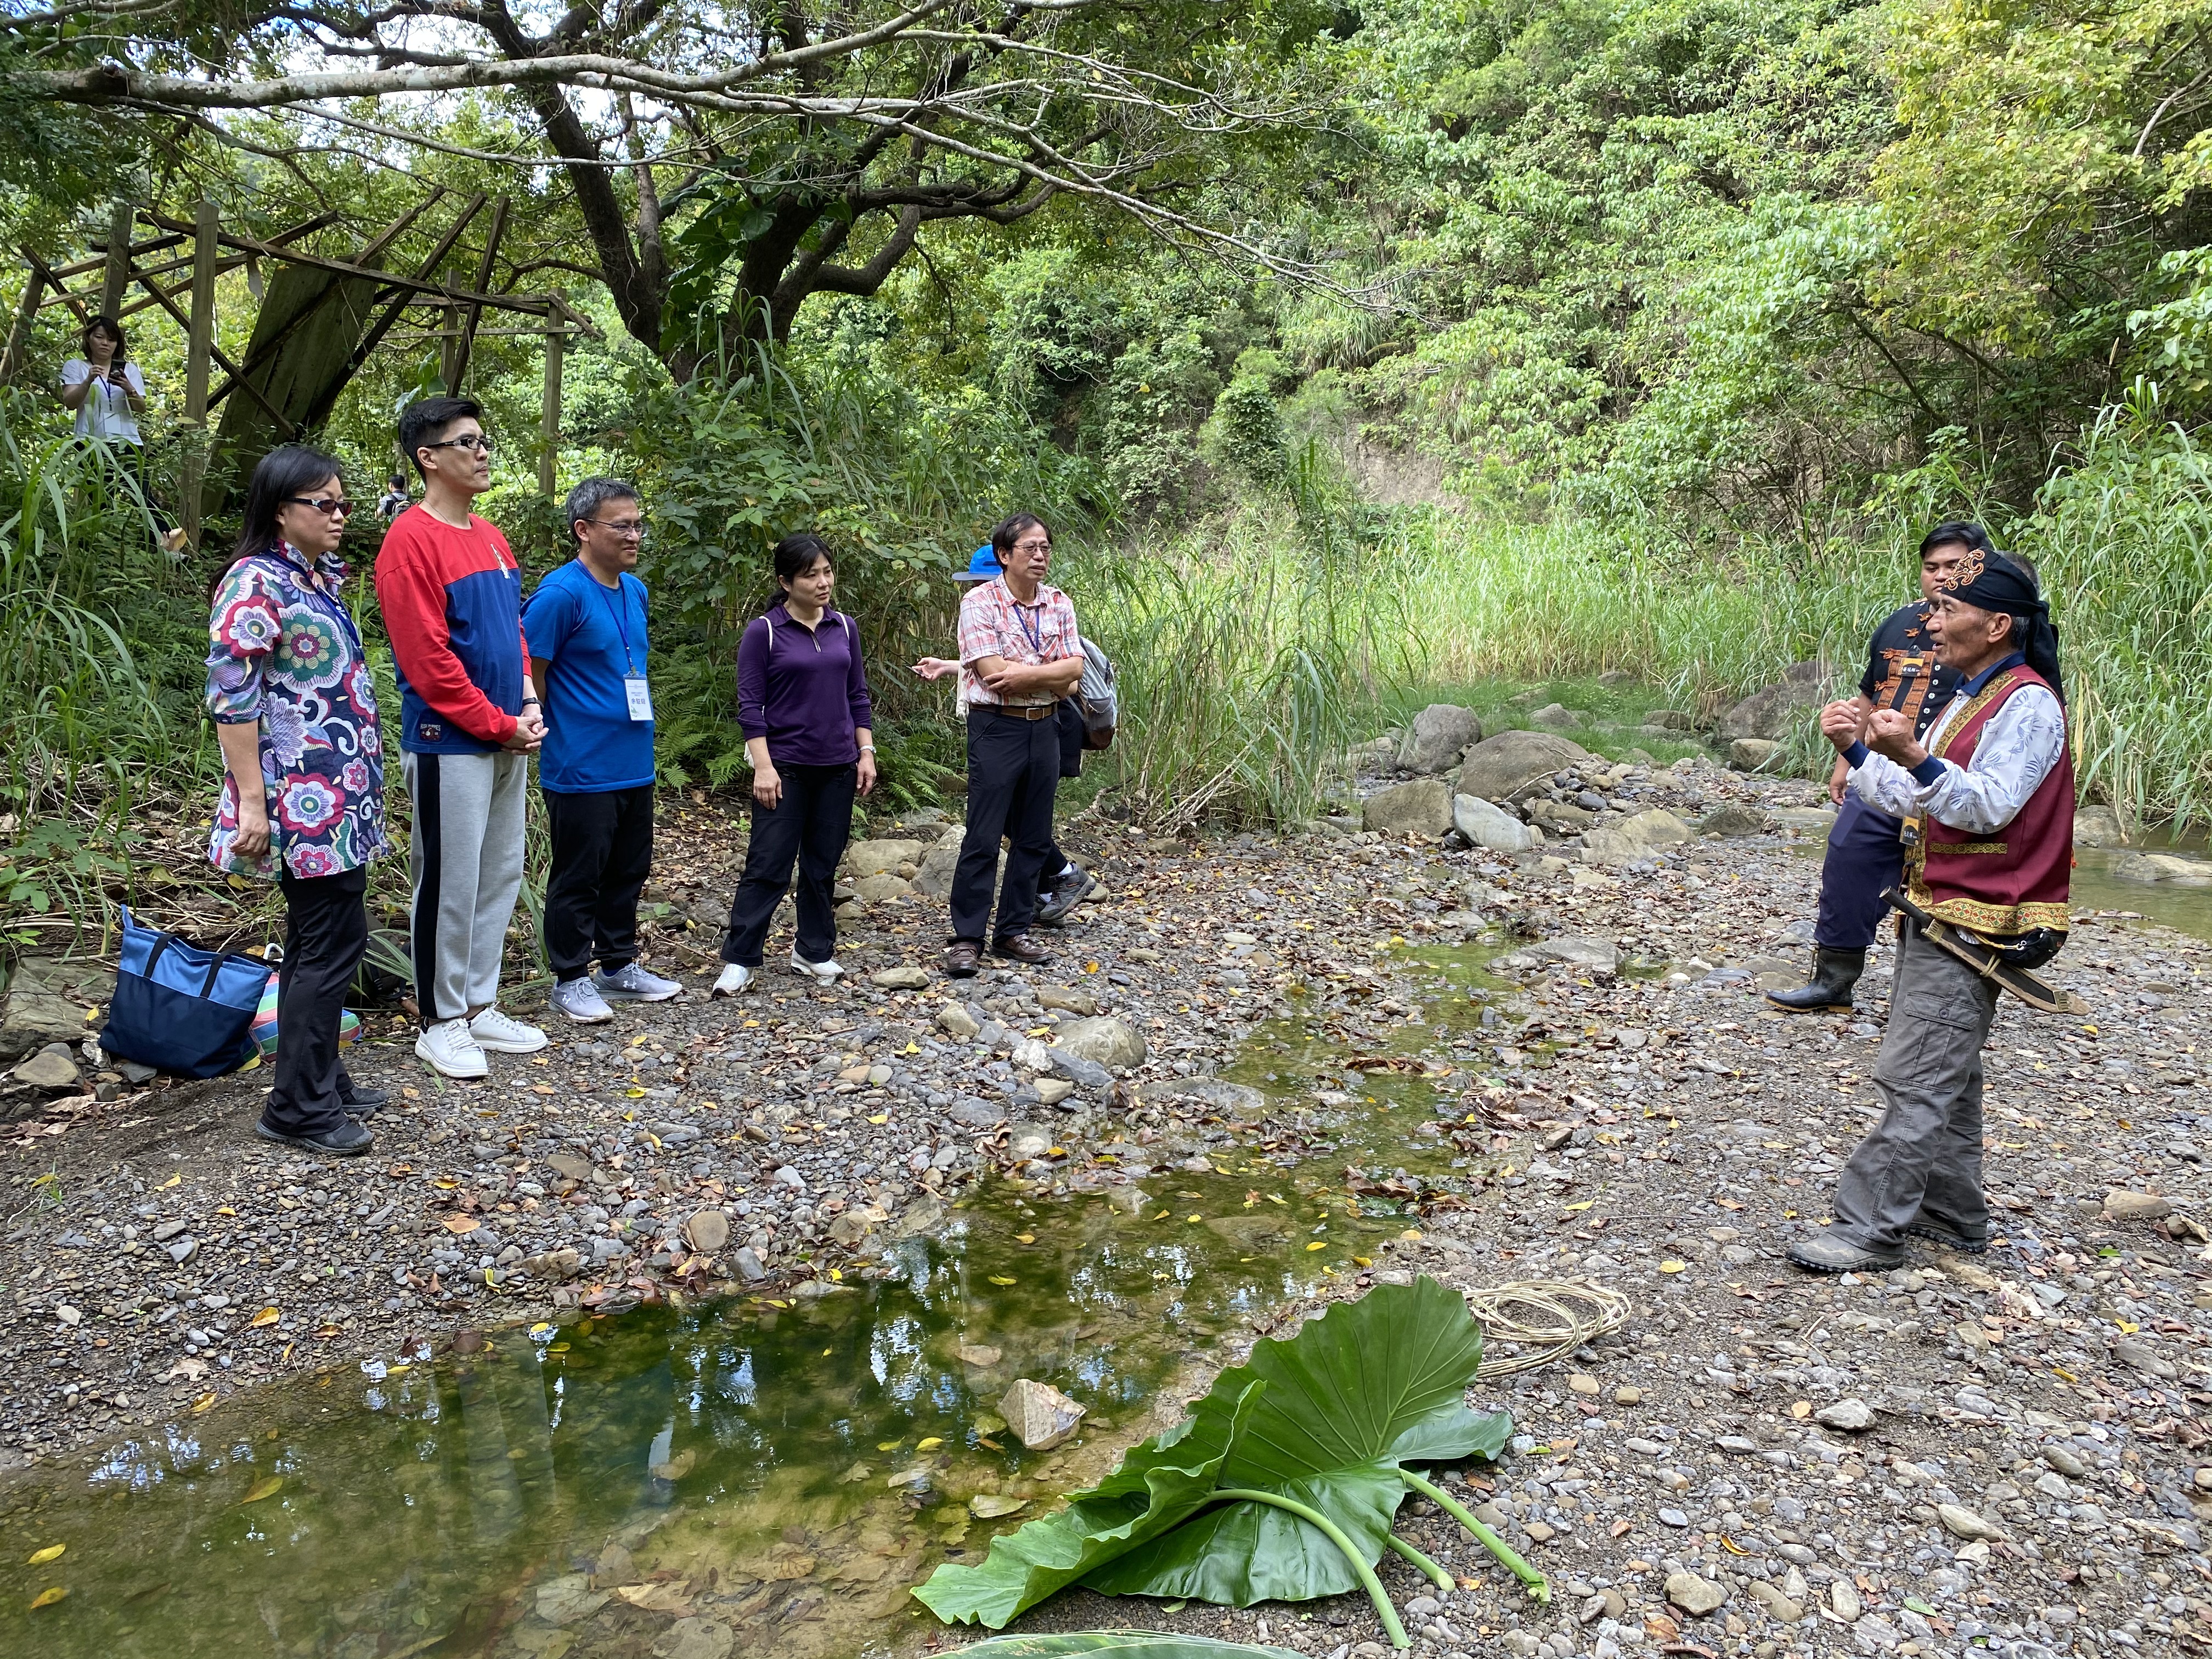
[913,1277,1515,1633]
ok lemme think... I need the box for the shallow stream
[1,951,1516,1659]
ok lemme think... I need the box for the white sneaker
[789,949,845,983]
[469,1006,548,1054]
[595,961,682,1002]
[712,963,754,997]
[415,1017,488,1079]
[550,977,615,1024]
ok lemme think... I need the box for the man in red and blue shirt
[375,396,548,1079]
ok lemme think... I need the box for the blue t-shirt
[522,561,656,793]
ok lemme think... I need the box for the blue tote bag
[99,906,270,1077]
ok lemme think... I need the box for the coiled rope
[1464,1278,1632,1377]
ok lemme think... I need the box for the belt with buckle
[981,702,1055,721]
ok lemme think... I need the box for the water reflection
[2,951,1508,1659]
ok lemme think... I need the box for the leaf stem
[1212,1487,1410,1650]
[1384,1532,1454,1589]
[1401,1470,1550,1605]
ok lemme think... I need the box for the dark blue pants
[1817,794,1905,950]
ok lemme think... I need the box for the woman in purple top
[715,533,877,994]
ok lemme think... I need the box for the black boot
[1765,947,1866,1013]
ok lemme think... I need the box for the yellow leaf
[442,1215,481,1233]
[1015,1233,1035,1244]
[252,1307,280,1327]
[1353,1255,1373,1267]
[867,1114,887,1125]
[1048,1147,1065,1157]
[530,1322,552,1335]
[191,1392,217,1413]
[987,1275,1017,1286]
[1153,1210,1170,1220]
[1658,1260,1686,1274]
[877,1441,904,1451]
[916,1436,944,1451]
[1790,1401,1812,1420]
[26,1544,64,1565]
[625,1087,646,1098]
[1561,1201,1594,1213]
[242,1475,284,1503]
[30,1586,67,1610]
[1186,1214,1202,1223]
[216,1206,236,1216]
[2116,1319,2140,1334]
[157,1173,180,1189]
[1305,1241,1328,1252]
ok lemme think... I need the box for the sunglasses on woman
[286,496,354,517]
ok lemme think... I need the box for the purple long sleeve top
[736,603,874,766]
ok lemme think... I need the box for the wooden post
[99,201,133,318]
[446,196,510,392]
[0,270,42,386]
[182,199,219,549]
[539,324,563,497]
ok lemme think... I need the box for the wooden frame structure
[0,192,596,542]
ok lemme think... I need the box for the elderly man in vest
[1790,545,2072,1273]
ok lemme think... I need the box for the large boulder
[913,834,1004,900]
[2073,805,2125,848]
[1396,704,1483,773]
[1714,661,1827,743]
[1453,794,1533,854]
[843,838,926,878]
[1726,738,1785,771]
[0,976,87,1063]
[1362,779,1454,838]
[1583,808,1694,866]
[1051,1017,1147,1071]
[1456,730,1593,803]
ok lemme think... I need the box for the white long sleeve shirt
[1846,658,2066,835]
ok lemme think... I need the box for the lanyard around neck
[592,574,638,674]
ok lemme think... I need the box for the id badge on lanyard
[624,676,653,721]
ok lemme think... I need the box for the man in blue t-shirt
[524,478,682,1022]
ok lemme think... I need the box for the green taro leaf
[1081,1277,1507,1607]
[910,1380,1263,1628]
[950,1634,1306,1657]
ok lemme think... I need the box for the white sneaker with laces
[469,1006,548,1054]
[712,963,754,997]
[551,976,615,1024]
[595,961,682,1002]
[789,949,845,983]
[415,1017,488,1079]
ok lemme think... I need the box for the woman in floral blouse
[206,445,390,1155]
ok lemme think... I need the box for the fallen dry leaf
[251,1307,280,1328]
[241,1475,284,1503]
[30,1586,67,1610]
[26,1544,64,1565]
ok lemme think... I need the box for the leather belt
[979,703,1055,721]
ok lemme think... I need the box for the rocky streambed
[4,742,2211,1659]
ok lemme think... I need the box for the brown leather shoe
[943,938,983,977]
[990,933,1051,964]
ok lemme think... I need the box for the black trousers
[952,709,1060,942]
[724,763,856,966]
[264,866,369,1136]
[1041,697,1085,890]
[543,785,655,980]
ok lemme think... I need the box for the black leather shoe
[340,1084,391,1118]
[943,939,984,978]
[254,1117,376,1156]
[1765,947,1866,1013]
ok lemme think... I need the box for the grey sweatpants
[404,751,528,1024]
[1830,919,2001,1250]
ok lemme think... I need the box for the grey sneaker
[596,961,682,1002]
[1787,1232,1905,1274]
[551,975,615,1024]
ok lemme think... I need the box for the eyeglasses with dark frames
[582,517,650,540]
[422,434,494,455]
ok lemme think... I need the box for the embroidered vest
[1905,666,2074,937]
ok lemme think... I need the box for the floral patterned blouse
[205,541,390,879]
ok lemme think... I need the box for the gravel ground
[8,748,2212,1659]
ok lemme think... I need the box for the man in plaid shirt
[942,512,1084,975]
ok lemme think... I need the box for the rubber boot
[1764,946,1866,1013]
